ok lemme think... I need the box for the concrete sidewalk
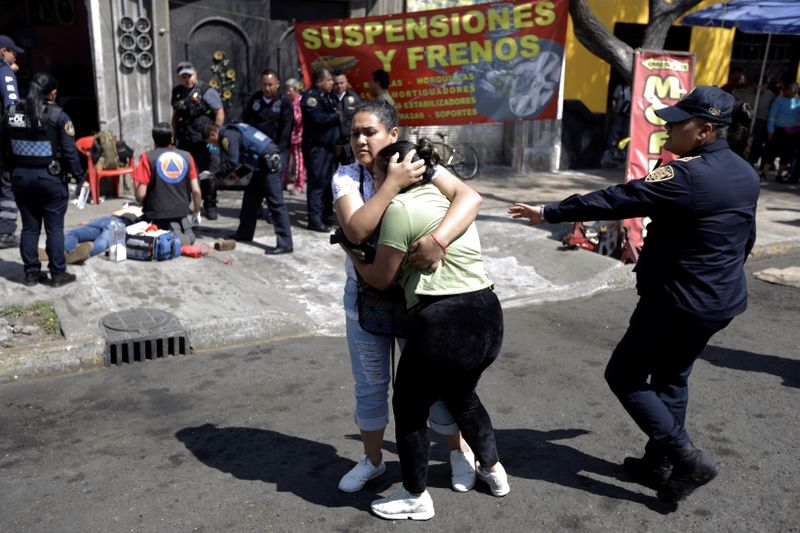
[1,167,798,381]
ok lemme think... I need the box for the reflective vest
[4,102,61,168]
[142,147,193,220]
[227,123,278,170]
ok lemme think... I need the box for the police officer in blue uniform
[171,62,225,220]
[0,35,23,249]
[301,67,341,232]
[242,69,293,155]
[509,87,759,504]
[332,70,361,166]
[205,123,293,254]
[3,73,84,287]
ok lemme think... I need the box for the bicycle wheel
[451,143,479,180]
[432,142,479,180]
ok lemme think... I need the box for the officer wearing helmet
[204,122,293,254]
[509,86,759,504]
[3,72,85,287]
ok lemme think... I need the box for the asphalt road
[1,253,798,532]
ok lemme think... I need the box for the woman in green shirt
[348,139,509,521]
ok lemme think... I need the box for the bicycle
[407,127,480,180]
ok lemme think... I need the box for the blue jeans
[64,215,118,257]
[344,277,457,434]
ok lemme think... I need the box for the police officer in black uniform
[331,70,361,166]
[301,67,341,232]
[242,69,293,155]
[204,123,293,254]
[509,86,759,504]
[0,35,23,249]
[171,61,224,219]
[3,73,84,287]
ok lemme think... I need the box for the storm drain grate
[100,308,191,366]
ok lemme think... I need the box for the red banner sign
[622,50,695,262]
[294,0,568,126]
[626,50,696,182]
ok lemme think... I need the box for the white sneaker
[450,449,476,492]
[338,454,386,493]
[476,461,510,497]
[371,489,435,521]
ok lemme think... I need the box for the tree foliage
[569,0,703,83]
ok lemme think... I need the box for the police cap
[0,35,23,54]
[176,61,195,76]
[655,85,733,125]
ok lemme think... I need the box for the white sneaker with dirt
[371,489,435,521]
[450,449,476,492]
[476,461,510,497]
[338,454,386,493]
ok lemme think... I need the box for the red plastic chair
[75,135,135,205]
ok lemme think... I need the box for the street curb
[0,336,105,383]
[751,240,800,259]
[0,313,316,383]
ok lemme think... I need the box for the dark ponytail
[25,72,58,123]
[375,137,441,191]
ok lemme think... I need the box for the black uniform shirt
[241,92,293,151]
[333,89,361,145]
[217,127,244,178]
[301,87,340,147]
[545,139,759,319]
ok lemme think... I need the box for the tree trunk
[569,0,634,83]
[642,0,703,49]
[569,0,704,83]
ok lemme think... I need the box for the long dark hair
[375,138,442,192]
[26,72,58,123]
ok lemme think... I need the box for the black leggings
[393,287,503,494]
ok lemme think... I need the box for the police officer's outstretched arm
[509,163,692,225]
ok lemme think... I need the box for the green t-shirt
[378,184,492,308]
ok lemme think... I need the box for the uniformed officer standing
[3,73,85,287]
[332,70,361,166]
[301,67,341,232]
[509,87,759,504]
[171,61,224,220]
[0,35,22,249]
[204,123,293,254]
[242,69,293,155]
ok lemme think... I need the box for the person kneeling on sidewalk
[204,123,293,255]
[132,123,202,244]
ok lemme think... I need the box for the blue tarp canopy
[682,0,800,36]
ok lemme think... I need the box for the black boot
[657,443,719,503]
[623,451,672,490]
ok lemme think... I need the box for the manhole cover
[101,308,173,333]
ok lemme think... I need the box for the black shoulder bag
[354,165,407,339]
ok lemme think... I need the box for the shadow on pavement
[494,427,676,514]
[701,345,800,389]
[175,423,394,510]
